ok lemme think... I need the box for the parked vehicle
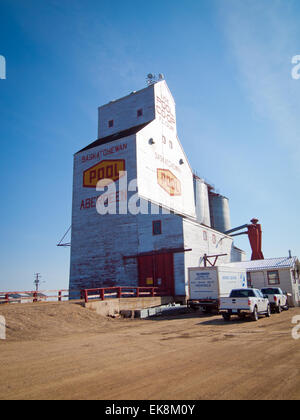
[260,287,289,313]
[188,266,247,313]
[220,288,271,322]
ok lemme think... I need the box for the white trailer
[187,266,247,313]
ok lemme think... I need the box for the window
[169,140,173,149]
[267,270,280,285]
[162,135,166,144]
[247,272,252,288]
[230,289,255,298]
[108,120,114,128]
[153,220,162,235]
[203,231,208,241]
[137,109,143,117]
[212,234,216,245]
[261,288,282,295]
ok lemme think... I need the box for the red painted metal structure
[82,286,170,304]
[247,219,264,260]
[0,287,171,305]
[225,218,264,261]
[203,253,228,267]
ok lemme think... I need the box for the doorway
[138,253,174,296]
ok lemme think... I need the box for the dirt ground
[0,302,299,400]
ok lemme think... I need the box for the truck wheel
[266,304,271,318]
[251,306,259,322]
[276,304,282,314]
[222,314,231,322]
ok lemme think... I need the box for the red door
[138,253,174,296]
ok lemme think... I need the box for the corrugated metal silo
[209,193,231,233]
[193,176,211,227]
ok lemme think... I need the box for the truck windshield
[230,290,256,298]
[261,288,280,295]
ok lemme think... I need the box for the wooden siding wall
[69,135,139,297]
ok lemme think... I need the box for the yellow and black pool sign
[83,159,126,188]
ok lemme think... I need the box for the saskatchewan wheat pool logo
[83,159,126,188]
[157,169,181,196]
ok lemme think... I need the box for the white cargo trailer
[187,266,247,312]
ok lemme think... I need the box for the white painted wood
[69,80,245,299]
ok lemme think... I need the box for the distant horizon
[0,0,299,292]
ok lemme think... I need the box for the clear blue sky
[0,0,299,292]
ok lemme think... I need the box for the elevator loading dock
[138,253,175,296]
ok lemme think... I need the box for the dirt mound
[0,301,116,342]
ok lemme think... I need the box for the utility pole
[34,273,41,292]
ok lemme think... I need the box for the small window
[153,220,162,235]
[108,120,114,128]
[212,234,216,245]
[267,270,280,285]
[162,135,166,144]
[137,109,143,117]
[203,231,208,241]
[169,140,173,149]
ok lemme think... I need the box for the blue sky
[0,0,299,292]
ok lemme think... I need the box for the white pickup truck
[260,287,288,313]
[220,288,271,322]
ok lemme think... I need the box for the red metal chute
[225,218,264,261]
[247,218,264,260]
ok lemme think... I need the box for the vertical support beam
[100,289,105,301]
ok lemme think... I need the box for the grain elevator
[69,78,245,301]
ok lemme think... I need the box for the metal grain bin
[209,193,231,233]
[193,176,211,227]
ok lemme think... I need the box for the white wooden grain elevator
[69,78,245,301]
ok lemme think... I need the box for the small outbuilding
[227,257,300,307]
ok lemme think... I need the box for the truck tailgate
[220,297,251,311]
